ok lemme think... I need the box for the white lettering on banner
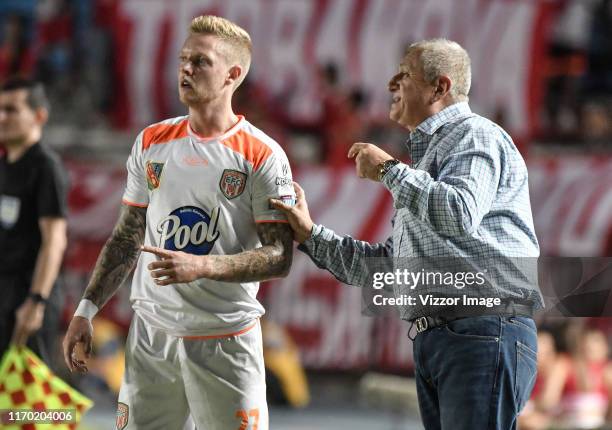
[529,158,612,256]
[266,0,317,118]
[118,0,541,136]
[358,0,413,114]
[313,0,352,76]
[120,0,168,126]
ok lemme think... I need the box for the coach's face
[0,89,41,146]
[388,51,432,130]
[178,34,232,106]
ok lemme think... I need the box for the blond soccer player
[63,16,296,430]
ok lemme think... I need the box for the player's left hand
[11,297,45,346]
[141,246,207,285]
[348,142,394,181]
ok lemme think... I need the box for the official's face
[388,52,433,130]
[0,89,39,145]
[178,33,232,106]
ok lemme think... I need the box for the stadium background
[1,0,611,428]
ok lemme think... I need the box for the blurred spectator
[519,328,560,430]
[584,0,612,96]
[539,0,612,145]
[317,63,370,166]
[0,14,35,80]
[556,328,612,428]
[581,100,612,143]
[524,324,612,429]
[541,0,593,140]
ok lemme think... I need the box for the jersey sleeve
[252,149,296,223]
[36,152,68,218]
[122,131,149,207]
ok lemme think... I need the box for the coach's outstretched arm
[62,204,147,372]
[142,221,293,284]
[271,182,393,288]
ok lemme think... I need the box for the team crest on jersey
[116,402,129,430]
[219,169,247,199]
[146,161,165,190]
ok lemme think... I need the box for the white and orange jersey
[122,115,295,337]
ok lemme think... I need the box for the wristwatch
[378,159,400,181]
[28,292,48,304]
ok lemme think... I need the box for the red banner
[109,0,547,139]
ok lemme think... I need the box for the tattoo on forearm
[207,222,293,282]
[83,205,147,307]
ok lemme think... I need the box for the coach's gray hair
[406,39,471,102]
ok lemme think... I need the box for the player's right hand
[270,181,314,244]
[62,316,93,373]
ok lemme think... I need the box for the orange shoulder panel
[142,119,188,151]
[220,129,273,171]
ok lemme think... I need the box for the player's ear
[227,65,242,88]
[35,107,49,126]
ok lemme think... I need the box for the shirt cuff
[297,224,325,255]
[381,162,408,191]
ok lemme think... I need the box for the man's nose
[181,62,193,76]
[388,78,399,92]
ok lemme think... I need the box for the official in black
[0,78,68,369]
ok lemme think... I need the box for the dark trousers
[0,272,64,372]
[413,315,538,430]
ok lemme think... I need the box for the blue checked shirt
[299,102,543,320]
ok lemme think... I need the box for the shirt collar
[413,101,472,136]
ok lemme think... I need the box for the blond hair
[190,15,252,89]
[406,39,471,102]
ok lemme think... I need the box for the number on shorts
[235,408,259,430]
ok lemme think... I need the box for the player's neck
[188,103,239,138]
[4,135,39,163]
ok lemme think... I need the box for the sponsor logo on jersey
[146,161,164,190]
[116,402,129,430]
[275,176,292,186]
[279,195,296,206]
[219,169,247,199]
[0,195,20,229]
[183,156,209,166]
[281,163,289,176]
[269,194,296,209]
[157,206,221,255]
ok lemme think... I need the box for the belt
[411,302,534,334]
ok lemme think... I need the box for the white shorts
[116,314,268,430]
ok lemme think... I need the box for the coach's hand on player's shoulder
[348,142,394,181]
[270,182,313,244]
[63,316,93,373]
[141,246,208,285]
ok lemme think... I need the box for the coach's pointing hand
[348,142,394,181]
[270,182,313,244]
[142,246,208,285]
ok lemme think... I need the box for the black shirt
[0,143,68,275]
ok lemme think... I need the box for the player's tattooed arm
[83,204,147,307]
[209,221,293,281]
[143,222,293,284]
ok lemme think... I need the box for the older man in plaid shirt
[272,38,543,430]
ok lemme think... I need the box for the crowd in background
[520,318,612,430]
